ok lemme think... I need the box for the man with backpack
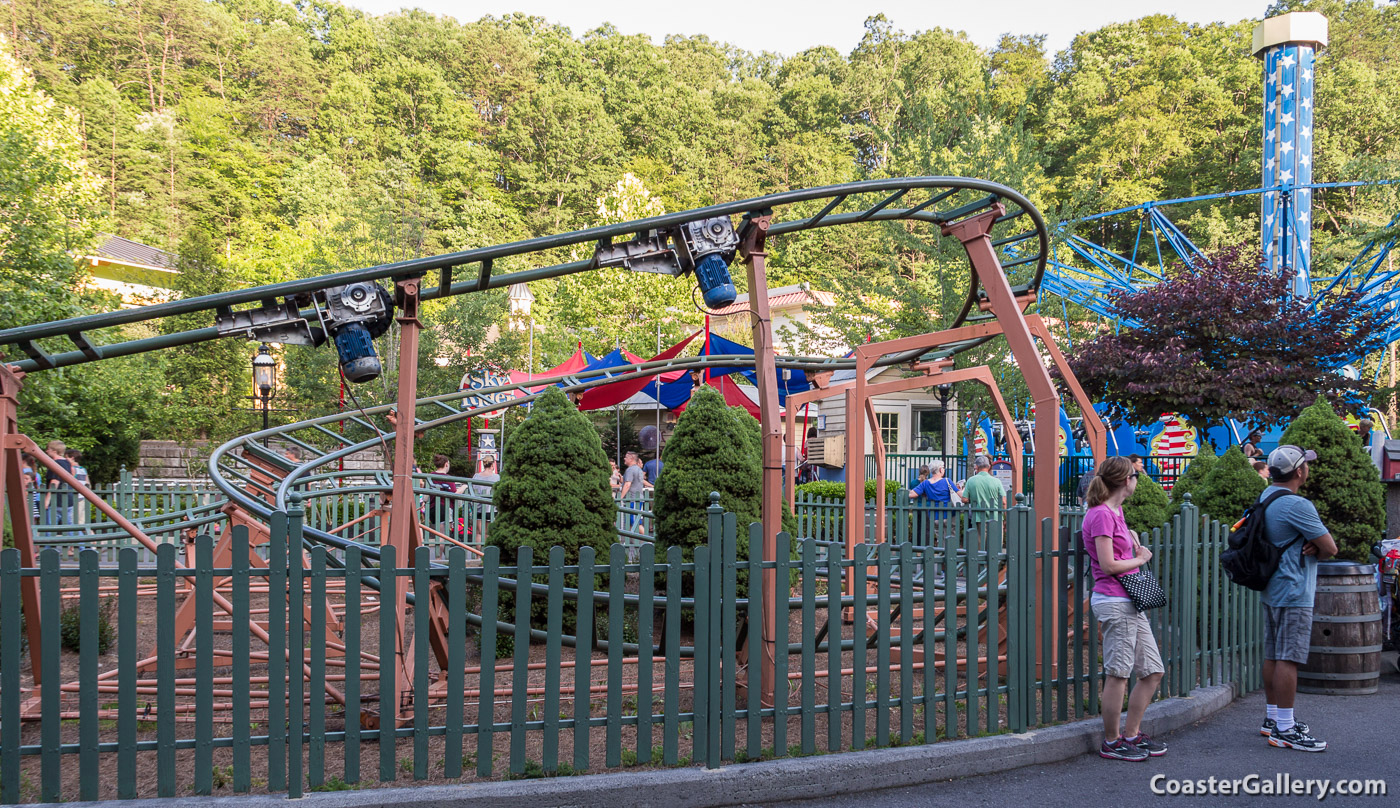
[1255,445,1337,752]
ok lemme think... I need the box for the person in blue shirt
[909,459,962,505]
[643,455,663,485]
[1255,445,1336,754]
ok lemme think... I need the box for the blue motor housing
[333,322,382,383]
[695,252,737,309]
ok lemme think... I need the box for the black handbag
[1117,567,1167,611]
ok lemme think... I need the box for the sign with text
[459,368,516,420]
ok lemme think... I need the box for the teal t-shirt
[1258,486,1329,608]
[962,472,1005,518]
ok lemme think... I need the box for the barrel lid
[1316,561,1378,576]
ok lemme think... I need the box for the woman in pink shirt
[1082,456,1167,762]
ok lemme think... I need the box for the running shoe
[1123,732,1167,756]
[1259,718,1309,737]
[1268,725,1327,752]
[1099,738,1149,762]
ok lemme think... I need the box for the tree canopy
[1061,245,1389,429]
[6,1,1400,458]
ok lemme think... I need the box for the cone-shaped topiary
[1280,395,1385,562]
[488,387,616,633]
[1193,445,1267,524]
[1168,448,1218,518]
[1123,471,1169,535]
[656,388,760,563]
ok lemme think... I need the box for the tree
[1061,245,1389,430]
[488,387,616,632]
[1193,446,1267,524]
[1280,395,1385,562]
[0,36,102,328]
[1123,472,1169,536]
[1167,448,1218,518]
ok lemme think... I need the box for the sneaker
[1259,718,1310,737]
[1123,732,1167,756]
[1268,725,1327,752]
[1099,738,1149,762]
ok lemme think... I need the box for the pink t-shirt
[1082,504,1134,598]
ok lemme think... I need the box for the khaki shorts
[1093,600,1165,679]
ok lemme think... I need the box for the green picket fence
[864,453,1203,501]
[0,499,1261,802]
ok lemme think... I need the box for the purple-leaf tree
[1058,245,1388,430]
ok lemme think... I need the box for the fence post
[287,494,305,799]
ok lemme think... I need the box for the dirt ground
[7,571,1101,802]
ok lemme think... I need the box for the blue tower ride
[1255,11,1329,297]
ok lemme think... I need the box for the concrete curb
[42,683,1236,808]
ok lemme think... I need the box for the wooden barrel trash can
[1297,561,1382,695]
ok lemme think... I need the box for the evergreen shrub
[1193,445,1267,524]
[1167,448,1218,517]
[1123,472,1168,536]
[487,387,616,637]
[1280,396,1385,562]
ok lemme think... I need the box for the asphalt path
[760,652,1399,808]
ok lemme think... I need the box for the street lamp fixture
[252,344,277,444]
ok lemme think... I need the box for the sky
[341,0,1277,57]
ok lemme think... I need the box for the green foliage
[488,387,616,632]
[655,387,760,568]
[59,598,114,656]
[1167,449,1219,517]
[7,2,1400,474]
[1193,446,1268,524]
[1123,473,1168,536]
[796,479,902,502]
[1280,395,1386,562]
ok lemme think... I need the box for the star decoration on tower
[1266,156,1276,170]
[1267,100,1277,114]
[1301,97,1311,110]
[1281,53,1296,68]
[1281,141,1294,156]
[1300,125,1311,139]
[1302,68,1313,82]
[1281,84,1294,98]
[1300,153,1310,168]
[1280,168,1294,183]
[1280,111,1295,126]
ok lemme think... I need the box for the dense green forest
[4,0,1400,478]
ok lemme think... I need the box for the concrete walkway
[765,651,1400,808]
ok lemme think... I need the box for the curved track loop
[0,177,1046,373]
[5,177,1050,601]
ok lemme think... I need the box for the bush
[59,598,114,655]
[1123,473,1168,536]
[655,387,759,568]
[488,387,616,634]
[1280,395,1385,562]
[1167,449,1218,517]
[795,479,902,502]
[1193,445,1267,524]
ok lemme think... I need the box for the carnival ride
[1,177,1099,730]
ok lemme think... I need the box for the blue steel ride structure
[1036,11,1400,454]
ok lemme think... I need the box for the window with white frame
[876,411,900,455]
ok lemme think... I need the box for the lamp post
[933,382,955,455]
[252,343,276,446]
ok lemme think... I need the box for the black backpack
[1219,489,1300,591]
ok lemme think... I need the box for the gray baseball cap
[1267,444,1317,476]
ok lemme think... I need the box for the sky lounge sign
[459,368,516,420]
